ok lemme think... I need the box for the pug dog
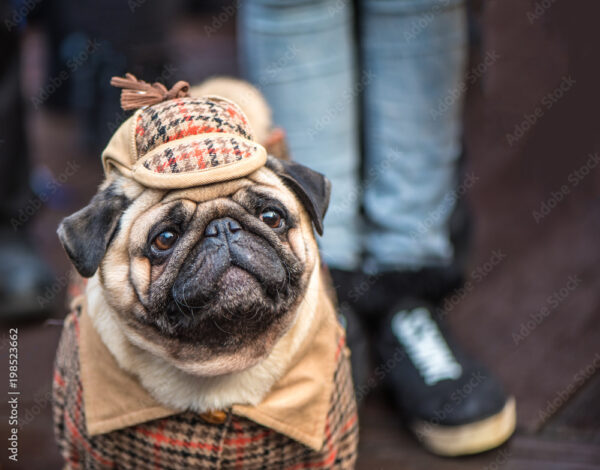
[52,76,358,469]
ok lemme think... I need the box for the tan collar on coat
[77,274,344,452]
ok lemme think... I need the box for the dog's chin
[150,265,299,353]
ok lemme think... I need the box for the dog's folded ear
[57,180,133,278]
[266,157,331,235]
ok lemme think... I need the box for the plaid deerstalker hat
[102,75,267,189]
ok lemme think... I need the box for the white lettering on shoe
[392,307,463,385]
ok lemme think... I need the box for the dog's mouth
[219,265,259,286]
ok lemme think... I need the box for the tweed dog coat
[52,77,358,469]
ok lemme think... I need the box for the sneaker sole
[411,396,516,456]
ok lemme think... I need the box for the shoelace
[392,307,463,385]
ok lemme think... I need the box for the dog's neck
[85,263,322,412]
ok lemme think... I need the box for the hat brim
[106,133,267,189]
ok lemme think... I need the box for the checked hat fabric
[101,79,267,189]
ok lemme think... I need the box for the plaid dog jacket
[53,305,359,469]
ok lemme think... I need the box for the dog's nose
[204,217,242,238]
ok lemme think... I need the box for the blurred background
[1,0,599,468]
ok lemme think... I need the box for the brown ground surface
[1,0,599,469]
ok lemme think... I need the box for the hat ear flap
[57,181,132,278]
[266,156,331,235]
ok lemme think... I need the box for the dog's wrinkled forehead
[161,165,289,204]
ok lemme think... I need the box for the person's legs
[238,0,361,270]
[357,0,516,456]
[361,0,465,271]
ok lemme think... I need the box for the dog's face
[58,157,330,375]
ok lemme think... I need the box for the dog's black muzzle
[170,216,287,312]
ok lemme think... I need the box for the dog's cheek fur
[287,227,306,264]
[99,188,166,320]
[130,257,152,305]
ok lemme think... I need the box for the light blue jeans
[238,0,467,272]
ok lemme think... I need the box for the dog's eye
[259,209,283,229]
[152,231,179,251]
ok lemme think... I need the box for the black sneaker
[376,298,516,456]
